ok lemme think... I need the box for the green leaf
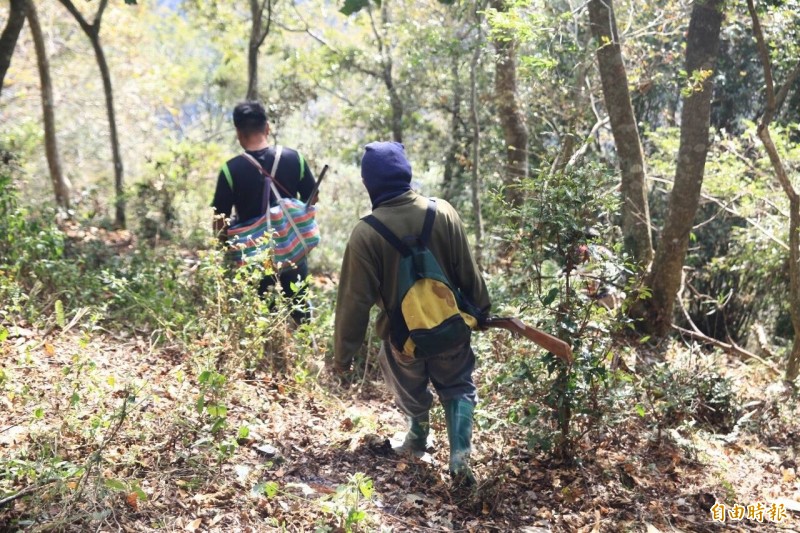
[634,404,646,418]
[0,327,8,343]
[340,0,370,16]
[211,418,227,434]
[70,392,80,406]
[104,478,128,492]
[254,480,280,498]
[358,478,373,499]
[237,426,250,440]
[542,287,559,306]
[33,407,44,419]
[131,482,148,501]
[206,403,228,418]
[198,370,212,384]
[55,300,65,329]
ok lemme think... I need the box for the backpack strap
[419,199,437,248]
[362,215,412,257]
[240,146,292,197]
[363,198,438,254]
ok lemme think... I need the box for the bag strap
[362,215,412,256]
[419,199,437,247]
[362,199,437,256]
[244,148,312,260]
[241,146,291,197]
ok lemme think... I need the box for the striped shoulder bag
[224,146,321,268]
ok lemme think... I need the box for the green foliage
[318,473,375,532]
[339,0,377,16]
[641,364,740,437]
[501,163,630,461]
[0,181,296,373]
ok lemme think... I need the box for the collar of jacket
[372,190,418,210]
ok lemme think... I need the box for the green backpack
[363,199,480,358]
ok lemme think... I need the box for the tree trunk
[746,0,800,382]
[89,33,124,228]
[0,0,28,97]
[27,1,70,209]
[246,0,265,101]
[489,0,527,208]
[57,0,125,228]
[378,1,402,143]
[588,0,653,267]
[386,66,403,143]
[469,26,484,266]
[442,56,463,201]
[634,0,724,336]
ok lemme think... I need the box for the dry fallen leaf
[44,343,55,356]
[126,492,139,510]
[185,517,202,532]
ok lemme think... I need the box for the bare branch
[256,0,274,48]
[775,60,800,113]
[94,0,110,29]
[747,0,776,120]
[57,0,93,35]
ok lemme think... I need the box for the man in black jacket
[211,101,316,323]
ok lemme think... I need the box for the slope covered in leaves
[1,315,798,532]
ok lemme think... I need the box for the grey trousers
[377,340,477,418]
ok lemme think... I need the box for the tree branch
[256,0,273,48]
[94,0,110,29]
[673,324,781,375]
[57,0,93,36]
[775,60,800,114]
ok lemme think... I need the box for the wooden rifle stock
[485,317,573,364]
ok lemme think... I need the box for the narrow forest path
[1,323,799,532]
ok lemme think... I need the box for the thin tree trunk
[442,56,463,201]
[386,65,403,143]
[247,0,261,101]
[0,0,28,97]
[375,1,402,143]
[588,0,653,267]
[88,34,124,228]
[246,0,272,101]
[57,0,125,228]
[469,26,484,266]
[489,0,527,208]
[634,0,724,336]
[747,0,800,382]
[27,1,69,209]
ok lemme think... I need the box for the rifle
[485,317,573,365]
[305,164,329,210]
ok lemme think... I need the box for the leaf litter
[0,325,798,532]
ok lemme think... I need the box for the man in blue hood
[332,141,491,486]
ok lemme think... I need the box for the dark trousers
[258,259,311,324]
[378,340,477,418]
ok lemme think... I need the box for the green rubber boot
[394,412,430,456]
[444,400,475,487]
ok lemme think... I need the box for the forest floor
[1,316,800,532]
